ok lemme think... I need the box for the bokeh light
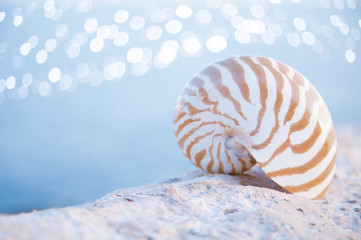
[146,25,163,40]
[165,19,183,34]
[293,17,306,31]
[84,18,99,33]
[36,50,48,64]
[17,86,28,99]
[113,31,129,46]
[182,37,202,55]
[22,73,33,87]
[302,31,316,45]
[196,9,212,23]
[48,67,61,83]
[176,5,192,19]
[0,0,358,102]
[103,61,126,80]
[114,10,129,24]
[13,15,23,27]
[20,42,31,56]
[127,47,143,63]
[345,49,356,63]
[89,37,104,52]
[28,35,39,48]
[129,16,145,30]
[222,3,238,17]
[55,24,68,40]
[6,76,16,90]
[206,36,227,53]
[38,81,51,96]
[45,38,57,52]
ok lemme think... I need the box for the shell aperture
[174,56,336,199]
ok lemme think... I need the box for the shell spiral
[174,56,337,199]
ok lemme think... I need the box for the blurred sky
[0,0,360,213]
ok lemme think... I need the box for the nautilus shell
[174,56,337,199]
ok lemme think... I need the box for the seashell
[174,56,336,199]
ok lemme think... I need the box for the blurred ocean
[0,0,360,213]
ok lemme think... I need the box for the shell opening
[224,126,255,163]
[225,136,251,158]
[224,126,252,149]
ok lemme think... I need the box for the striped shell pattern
[174,56,337,199]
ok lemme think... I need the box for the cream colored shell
[174,56,337,199]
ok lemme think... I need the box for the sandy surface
[0,126,360,240]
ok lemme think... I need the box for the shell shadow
[238,165,289,194]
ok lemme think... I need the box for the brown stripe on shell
[187,77,241,126]
[276,61,304,126]
[175,118,202,138]
[175,98,239,126]
[195,149,207,170]
[283,80,300,125]
[189,76,206,91]
[252,57,284,150]
[181,88,198,97]
[259,87,321,167]
[225,147,237,174]
[259,139,290,167]
[186,130,215,159]
[241,57,268,136]
[291,122,322,154]
[219,58,252,104]
[283,154,336,194]
[198,90,240,126]
[174,111,187,124]
[201,66,247,120]
[207,133,222,173]
[175,102,209,124]
[237,157,247,172]
[178,121,229,149]
[276,60,290,76]
[206,157,214,173]
[267,127,336,178]
[313,180,332,199]
[289,89,319,133]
